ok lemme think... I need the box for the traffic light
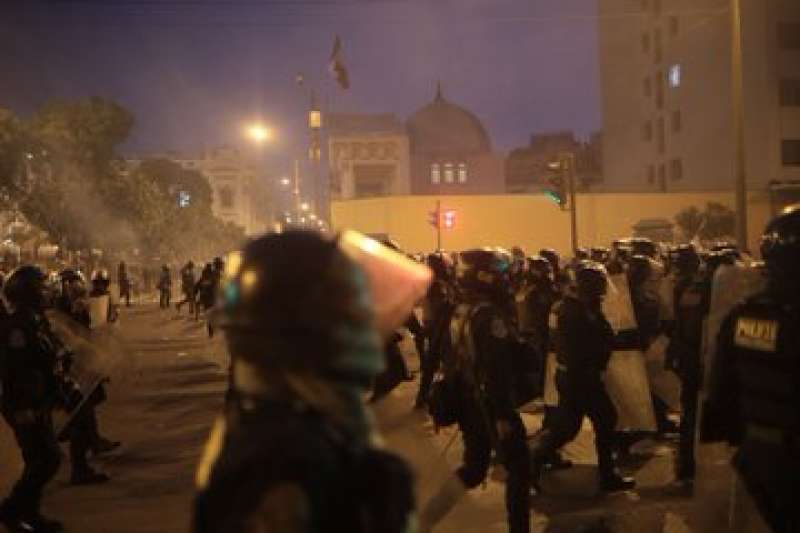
[544,159,567,208]
[442,210,456,230]
[428,208,440,228]
[544,175,565,206]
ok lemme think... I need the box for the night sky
[1,0,601,171]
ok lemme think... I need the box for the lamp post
[731,0,748,249]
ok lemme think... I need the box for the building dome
[407,84,492,156]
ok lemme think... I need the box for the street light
[279,177,291,187]
[300,202,310,212]
[246,123,273,143]
[309,213,317,221]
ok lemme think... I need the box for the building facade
[327,113,411,200]
[327,84,506,199]
[128,147,270,236]
[599,0,800,192]
[505,131,603,193]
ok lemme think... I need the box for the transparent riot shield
[88,294,109,329]
[603,272,657,431]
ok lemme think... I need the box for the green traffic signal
[544,190,564,205]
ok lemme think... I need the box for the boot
[418,476,467,533]
[91,436,121,456]
[71,468,110,486]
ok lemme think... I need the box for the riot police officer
[193,231,417,533]
[415,252,455,410]
[664,245,707,485]
[419,249,531,533]
[700,206,800,531]
[530,263,635,494]
[0,266,64,532]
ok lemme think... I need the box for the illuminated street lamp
[309,213,317,221]
[279,177,291,187]
[246,123,273,143]
[300,202,310,212]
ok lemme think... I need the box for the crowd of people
[1,206,798,532]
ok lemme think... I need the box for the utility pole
[731,0,748,249]
[561,153,579,253]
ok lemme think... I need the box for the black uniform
[531,295,619,482]
[415,278,454,408]
[194,395,414,533]
[446,300,530,533]
[667,273,710,480]
[701,291,799,531]
[0,309,63,529]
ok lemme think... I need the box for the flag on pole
[329,35,350,90]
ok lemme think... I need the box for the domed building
[407,83,505,195]
[326,83,505,200]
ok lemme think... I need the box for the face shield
[337,230,432,336]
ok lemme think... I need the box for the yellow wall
[331,191,774,254]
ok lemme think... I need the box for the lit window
[444,163,454,183]
[431,163,441,184]
[458,163,467,183]
[669,64,681,88]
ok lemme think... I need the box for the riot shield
[88,294,109,329]
[603,272,656,431]
[644,334,681,410]
[603,273,638,332]
[704,263,767,378]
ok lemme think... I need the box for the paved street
[1,303,739,532]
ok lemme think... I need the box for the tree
[675,205,704,241]
[675,202,736,243]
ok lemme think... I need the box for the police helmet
[631,237,658,258]
[426,252,452,281]
[627,254,652,288]
[575,262,608,301]
[456,248,511,294]
[591,247,610,264]
[672,244,700,277]
[527,256,552,278]
[574,247,590,261]
[92,269,110,283]
[760,205,800,280]
[5,265,48,310]
[538,248,561,274]
[217,231,383,384]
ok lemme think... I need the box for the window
[457,163,468,183]
[783,140,800,166]
[657,116,666,153]
[657,164,666,189]
[655,28,663,63]
[669,16,678,36]
[643,120,653,141]
[444,162,454,183]
[641,0,648,10]
[668,64,682,88]
[670,158,683,180]
[218,186,234,209]
[655,71,664,109]
[778,23,800,50]
[647,165,656,184]
[642,33,651,53]
[644,76,652,97]
[431,163,441,184]
[780,79,800,107]
[672,110,682,132]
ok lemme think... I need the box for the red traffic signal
[428,210,440,228]
[442,210,456,230]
